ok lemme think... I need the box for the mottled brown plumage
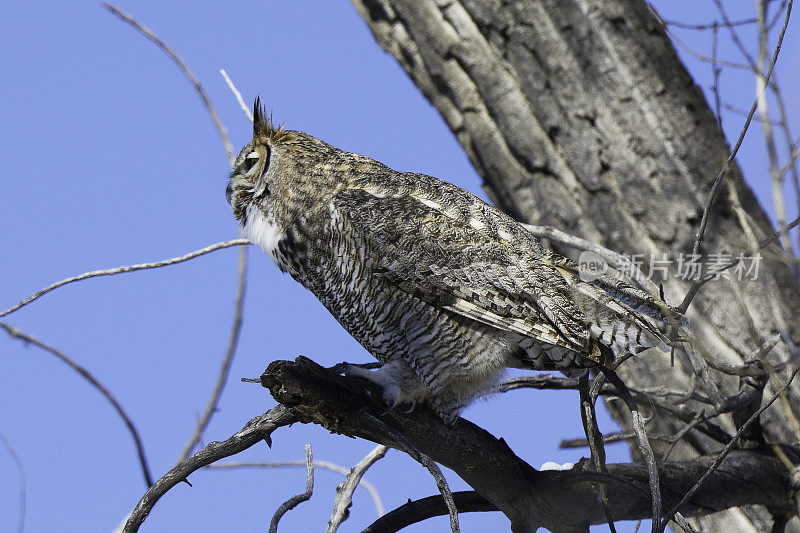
[227,99,681,422]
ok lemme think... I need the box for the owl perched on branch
[227,99,682,423]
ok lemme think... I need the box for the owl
[227,99,680,423]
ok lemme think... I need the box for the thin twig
[103,3,235,164]
[124,406,299,532]
[662,17,758,30]
[579,374,617,533]
[328,445,389,532]
[679,210,797,313]
[658,365,800,532]
[760,215,800,249]
[207,458,385,518]
[661,412,706,462]
[561,432,634,448]
[177,245,247,462]
[364,414,460,533]
[269,443,315,533]
[362,491,497,532]
[220,69,253,122]
[700,333,780,378]
[0,429,26,533]
[770,79,800,257]
[673,513,701,533]
[560,432,683,449]
[499,373,583,392]
[756,1,792,253]
[1,322,153,487]
[690,0,793,258]
[598,370,661,533]
[771,443,800,499]
[104,0,255,476]
[684,343,724,406]
[0,239,250,318]
[723,103,783,125]
[769,1,791,30]
[713,0,758,67]
[711,22,722,126]
[667,32,753,71]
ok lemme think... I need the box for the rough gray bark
[349,0,800,530]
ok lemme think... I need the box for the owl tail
[570,274,686,364]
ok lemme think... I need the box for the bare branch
[220,69,254,123]
[262,357,800,529]
[723,103,783,125]
[102,4,255,477]
[363,491,496,532]
[0,239,250,318]
[269,443,314,533]
[679,211,794,313]
[658,365,800,531]
[770,80,800,256]
[701,334,779,377]
[207,458,384,518]
[123,406,299,532]
[710,22,722,126]
[521,223,629,266]
[498,373,583,392]
[103,3,235,164]
[666,31,753,71]
[1,322,153,487]
[500,374,712,410]
[560,432,637,448]
[177,245,247,463]
[690,0,793,258]
[578,374,617,532]
[598,369,661,532]
[756,1,792,253]
[760,215,800,249]
[660,17,757,30]
[712,0,758,68]
[328,445,388,532]
[0,429,26,533]
[365,414,460,533]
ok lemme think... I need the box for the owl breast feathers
[227,99,683,423]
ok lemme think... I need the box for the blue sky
[0,2,797,532]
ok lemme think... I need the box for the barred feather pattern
[228,102,683,422]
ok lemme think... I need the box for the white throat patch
[244,207,283,263]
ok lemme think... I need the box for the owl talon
[379,399,415,417]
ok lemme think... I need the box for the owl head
[227,97,283,223]
[226,97,349,225]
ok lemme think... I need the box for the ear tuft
[252,96,289,143]
[253,96,269,136]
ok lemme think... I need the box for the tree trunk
[351,0,800,530]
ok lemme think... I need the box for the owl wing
[329,187,593,353]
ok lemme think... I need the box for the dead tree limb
[261,357,800,531]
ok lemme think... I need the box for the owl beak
[225,182,233,205]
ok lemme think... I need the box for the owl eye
[242,150,260,173]
[242,146,271,178]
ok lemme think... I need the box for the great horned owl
[227,99,680,423]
